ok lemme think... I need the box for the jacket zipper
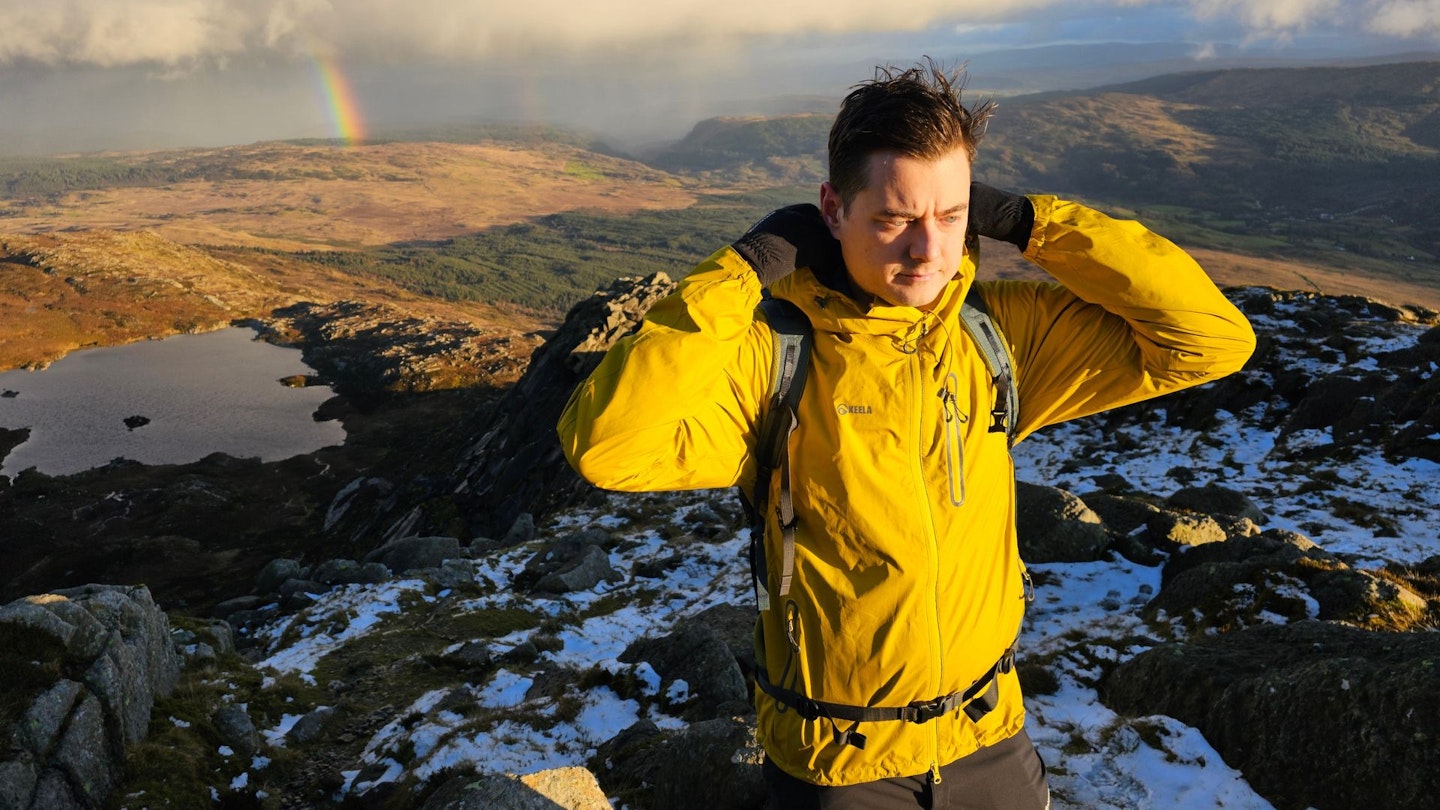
[939,373,967,507]
[908,335,945,775]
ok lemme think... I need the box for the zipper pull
[1022,568,1035,603]
[930,761,943,785]
[939,377,968,424]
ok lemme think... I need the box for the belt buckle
[907,698,948,724]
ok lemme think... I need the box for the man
[558,61,1255,808]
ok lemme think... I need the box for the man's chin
[884,278,950,309]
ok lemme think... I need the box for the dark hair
[827,57,996,208]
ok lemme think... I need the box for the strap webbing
[754,646,1016,726]
[959,286,1019,447]
[751,295,812,609]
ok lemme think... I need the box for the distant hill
[644,114,829,184]
[642,62,1440,301]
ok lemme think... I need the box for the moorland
[0,59,1437,614]
[2,61,1438,373]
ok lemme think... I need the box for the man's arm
[976,193,1257,441]
[558,205,836,492]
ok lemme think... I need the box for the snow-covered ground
[244,488,1291,808]
[239,297,1437,808]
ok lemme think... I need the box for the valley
[1,60,1438,810]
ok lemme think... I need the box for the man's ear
[819,182,843,238]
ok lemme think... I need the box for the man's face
[820,148,972,310]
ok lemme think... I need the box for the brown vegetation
[0,141,696,251]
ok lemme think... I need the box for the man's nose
[908,219,944,263]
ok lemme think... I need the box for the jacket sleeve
[557,247,772,492]
[986,196,1257,442]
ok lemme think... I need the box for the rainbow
[310,53,366,146]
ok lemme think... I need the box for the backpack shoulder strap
[959,285,1019,447]
[749,293,812,611]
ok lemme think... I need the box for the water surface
[0,327,345,477]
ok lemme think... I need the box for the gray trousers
[763,728,1051,810]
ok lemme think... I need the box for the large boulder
[517,530,622,595]
[449,273,677,537]
[591,717,764,810]
[620,621,751,721]
[1014,482,1109,563]
[1105,621,1440,810]
[1165,483,1267,524]
[0,585,181,810]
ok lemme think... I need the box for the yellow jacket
[557,196,1255,785]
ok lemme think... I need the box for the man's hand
[968,183,1035,251]
[732,204,843,287]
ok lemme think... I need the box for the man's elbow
[1184,316,1257,383]
[1211,315,1258,378]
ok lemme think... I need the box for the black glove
[969,182,1035,250]
[732,204,843,287]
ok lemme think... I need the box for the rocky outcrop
[449,273,677,537]
[1105,621,1440,810]
[253,300,534,398]
[1148,529,1431,633]
[0,585,180,810]
[422,766,611,810]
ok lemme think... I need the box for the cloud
[1187,0,1440,38]
[0,0,1435,71]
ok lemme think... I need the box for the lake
[0,327,346,478]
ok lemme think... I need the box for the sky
[1,0,1439,154]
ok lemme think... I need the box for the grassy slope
[2,60,1438,373]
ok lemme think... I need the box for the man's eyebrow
[877,204,968,219]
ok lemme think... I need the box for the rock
[620,622,750,721]
[54,695,117,807]
[365,536,463,574]
[534,544,622,595]
[312,559,365,586]
[15,680,84,755]
[1146,510,1228,547]
[689,603,759,683]
[1081,492,1163,536]
[211,595,266,621]
[278,578,329,599]
[1148,531,1432,634]
[427,559,480,591]
[449,273,678,537]
[122,415,150,431]
[357,562,392,584]
[422,766,610,810]
[213,704,261,757]
[443,641,493,671]
[1165,483,1267,524]
[1105,621,1440,810]
[1307,568,1429,625]
[592,717,764,810]
[519,532,620,594]
[0,759,38,810]
[0,586,180,810]
[256,558,307,594]
[289,706,337,745]
[1014,482,1109,563]
[502,512,537,547]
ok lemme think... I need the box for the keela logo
[836,403,873,416]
